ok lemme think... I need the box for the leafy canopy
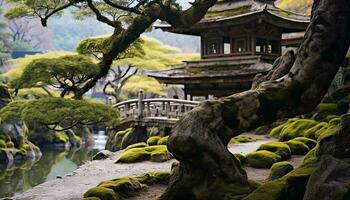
[9,54,100,97]
[0,97,119,130]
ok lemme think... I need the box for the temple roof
[155,0,310,35]
[147,55,272,84]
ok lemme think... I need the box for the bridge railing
[113,90,199,120]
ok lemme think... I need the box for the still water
[0,132,107,198]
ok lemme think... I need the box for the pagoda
[147,0,310,99]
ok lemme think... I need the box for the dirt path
[13,136,303,200]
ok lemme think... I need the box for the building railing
[113,90,199,120]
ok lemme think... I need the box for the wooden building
[147,0,310,99]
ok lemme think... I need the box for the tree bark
[160,0,350,199]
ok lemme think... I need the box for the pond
[0,132,107,198]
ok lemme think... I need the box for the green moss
[285,140,310,155]
[315,103,337,112]
[289,137,317,149]
[303,148,318,164]
[329,117,341,125]
[125,142,148,151]
[83,197,102,200]
[171,161,180,171]
[137,171,171,185]
[116,145,168,163]
[269,161,294,180]
[83,186,119,200]
[116,128,132,137]
[325,115,340,122]
[279,119,319,141]
[230,135,257,144]
[304,122,330,139]
[269,118,297,138]
[157,136,169,145]
[5,141,14,148]
[146,136,161,146]
[98,177,144,197]
[0,140,6,148]
[205,5,251,18]
[243,163,317,200]
[246,150,282,168]
[258,142,291,160]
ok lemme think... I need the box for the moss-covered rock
[230,135,257,144]
[270,118,319,140]
[146,136,161,146]
[269,161,294,180]
[246,150,282,168]
[0,140,6,148]
[303,148,318,164]
[258,142,291,160]
[98,177,144,198]
[105,128,132,152]
[84,186,119,200]
[285,140,310,155]
[290,137,317,149]
[5,141,14,148]
[157,136,169,145]
[84,171,171,200]
[243,163,317,200]
[116,145,169,163]
[125,142,148,151]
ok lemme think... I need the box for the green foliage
[10,54,99,97]
[258,142,291,160]
[230,135,257,144]
[246,150,282,169]
[77,35,145,60]
[116,145,169,163]
[0,97,119,130]
[113,36,199,70]
[146,136,161,146]
[0,9,11,66]
[4,51,73,80]
[285,141,310,155]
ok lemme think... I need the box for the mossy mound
[125,142,148,151]
[116,145,170,163]
[146,136,161,146]
[157,136,169,145]
[268,161,294,180]
[84,187,119,200]
[84,171,171,200]
[105,128,132,152]
[289,137,317,149]
[246,150,282,168]
[304,122,331,139]
[0,140,6,148]
[5,141,14,148]
[285,141,310,155]
[230,135,257,144]
[243,163,317,200]
[257,142,291,160]
[315,103,338,112]
[274,118,318,141]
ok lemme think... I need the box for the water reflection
[0,147,98,198]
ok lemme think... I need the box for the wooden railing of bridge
[113,91,199,127]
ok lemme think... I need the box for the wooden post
[138,90,144,118]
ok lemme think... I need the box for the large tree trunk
[160,0,350,199]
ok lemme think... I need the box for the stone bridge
[113,91,199,131]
